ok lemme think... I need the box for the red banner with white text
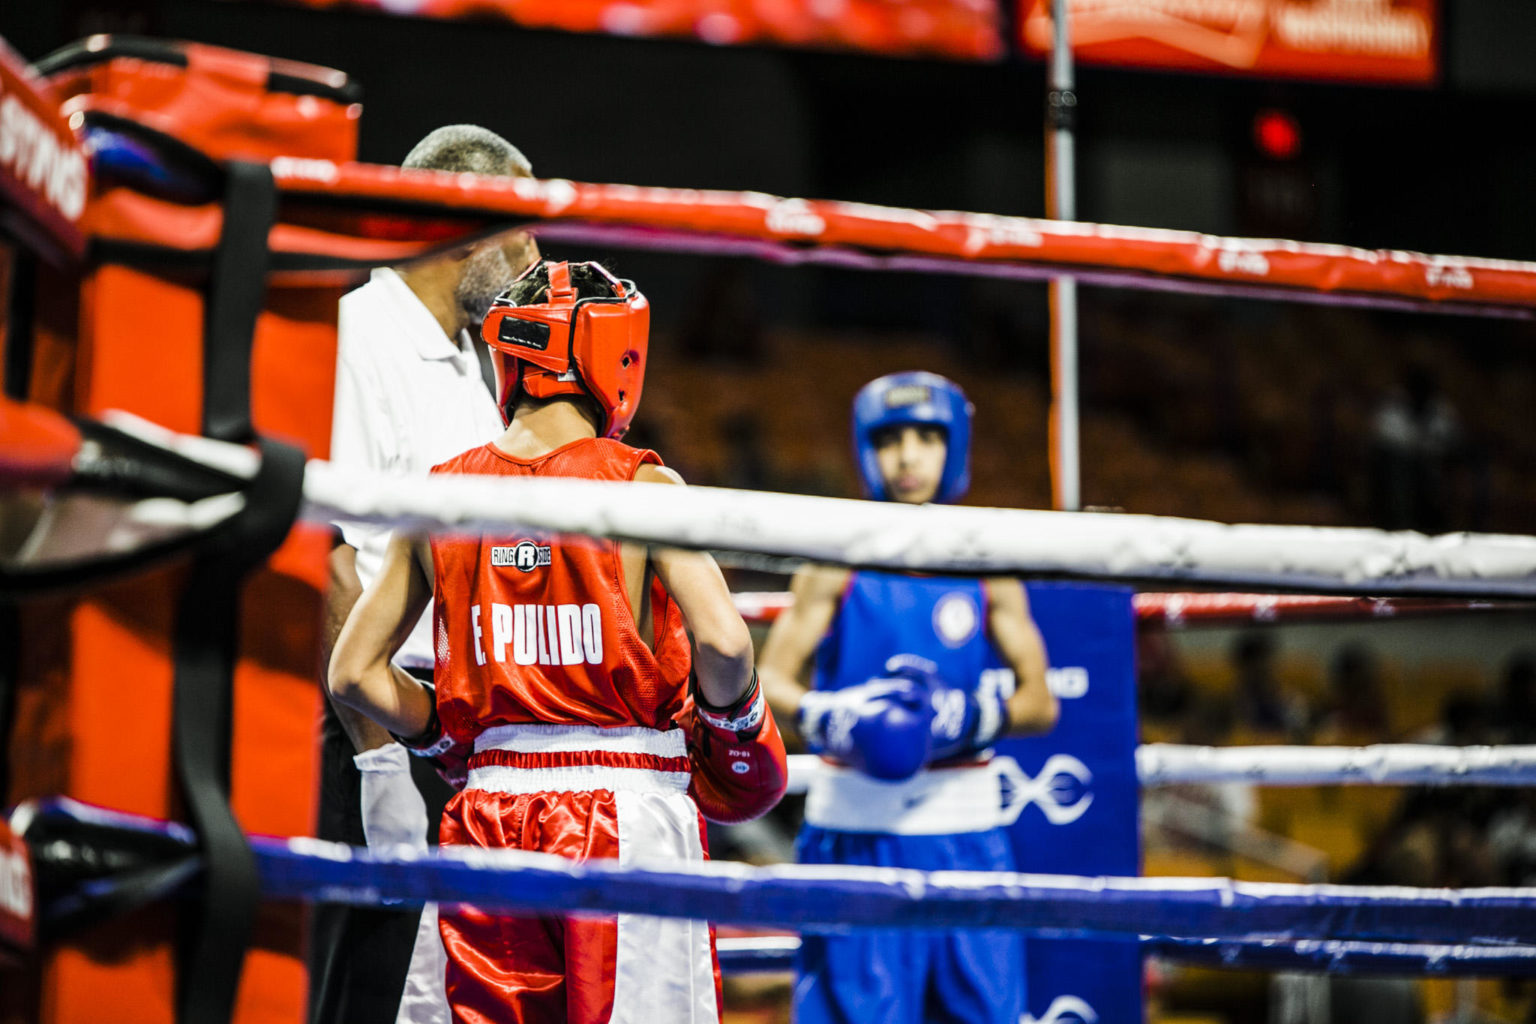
[0,38,88,262]
[1020,0,1437,85]
[269,0,1004,60]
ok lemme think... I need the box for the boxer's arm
[983,577,1058,736]
[327,316,419,749]
[633,463,754,709]
[758,563,849,744]
[322,542,401,752]
[328,532,436,738]
[632,464,787,821]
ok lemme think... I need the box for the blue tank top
[812,571,1007,696]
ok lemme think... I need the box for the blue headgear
[851,371,973,504]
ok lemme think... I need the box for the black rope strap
[173,152,293,1024]
[171,438,303,1024]
[202,161,276,444]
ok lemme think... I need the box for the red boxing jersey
[430,438,692,742]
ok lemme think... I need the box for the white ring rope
[1135,743,1536,788]
[92,410,1536,596]
[301,462,1536,595]
[782,745,1536,795]
[730,591,1527,626]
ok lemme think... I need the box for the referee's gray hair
[402,125,532,177]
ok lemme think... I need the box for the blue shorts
[792,826,1025,1024]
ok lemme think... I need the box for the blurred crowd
[1078,295,1532,534]
[639,277,1535,538]
[1142,631,1536,867]
[1141,632,1536,1024]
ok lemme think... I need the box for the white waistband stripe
[474,723,687,758]
[466,763,692,797]
[804,761,1010,835]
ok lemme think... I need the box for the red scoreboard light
[1253,108,1302,160]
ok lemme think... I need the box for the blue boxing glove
[882,654,1011,763]
[797,678,934,781]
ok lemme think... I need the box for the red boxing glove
[681,672,789,825]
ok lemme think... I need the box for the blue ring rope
[23,802,1536,967]
[255,836,1536,944]
[1147,937,1536,977]
[716,935,1536,977]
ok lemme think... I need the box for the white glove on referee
[354,742,429,853]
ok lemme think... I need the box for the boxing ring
[5,33,1536,1024]
[9,408,1536,1016]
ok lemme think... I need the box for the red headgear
[480,260,650,439]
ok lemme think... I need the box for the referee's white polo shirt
[332,267,506,669]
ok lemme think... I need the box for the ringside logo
[996,753,1094,826]
[492,541,552,572]
[1022,994,1098,1024]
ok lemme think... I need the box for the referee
[313,124,537,1024]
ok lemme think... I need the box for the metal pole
[1046,0,1080,511]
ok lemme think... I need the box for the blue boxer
[759,372,1058,1024]
[792,571,1025,1024]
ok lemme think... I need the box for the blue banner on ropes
[1007,583,1141,1024]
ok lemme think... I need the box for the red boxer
[329,260,787,1023]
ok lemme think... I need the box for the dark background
[6,1,1536,310]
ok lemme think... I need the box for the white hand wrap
[355,742,429,853]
